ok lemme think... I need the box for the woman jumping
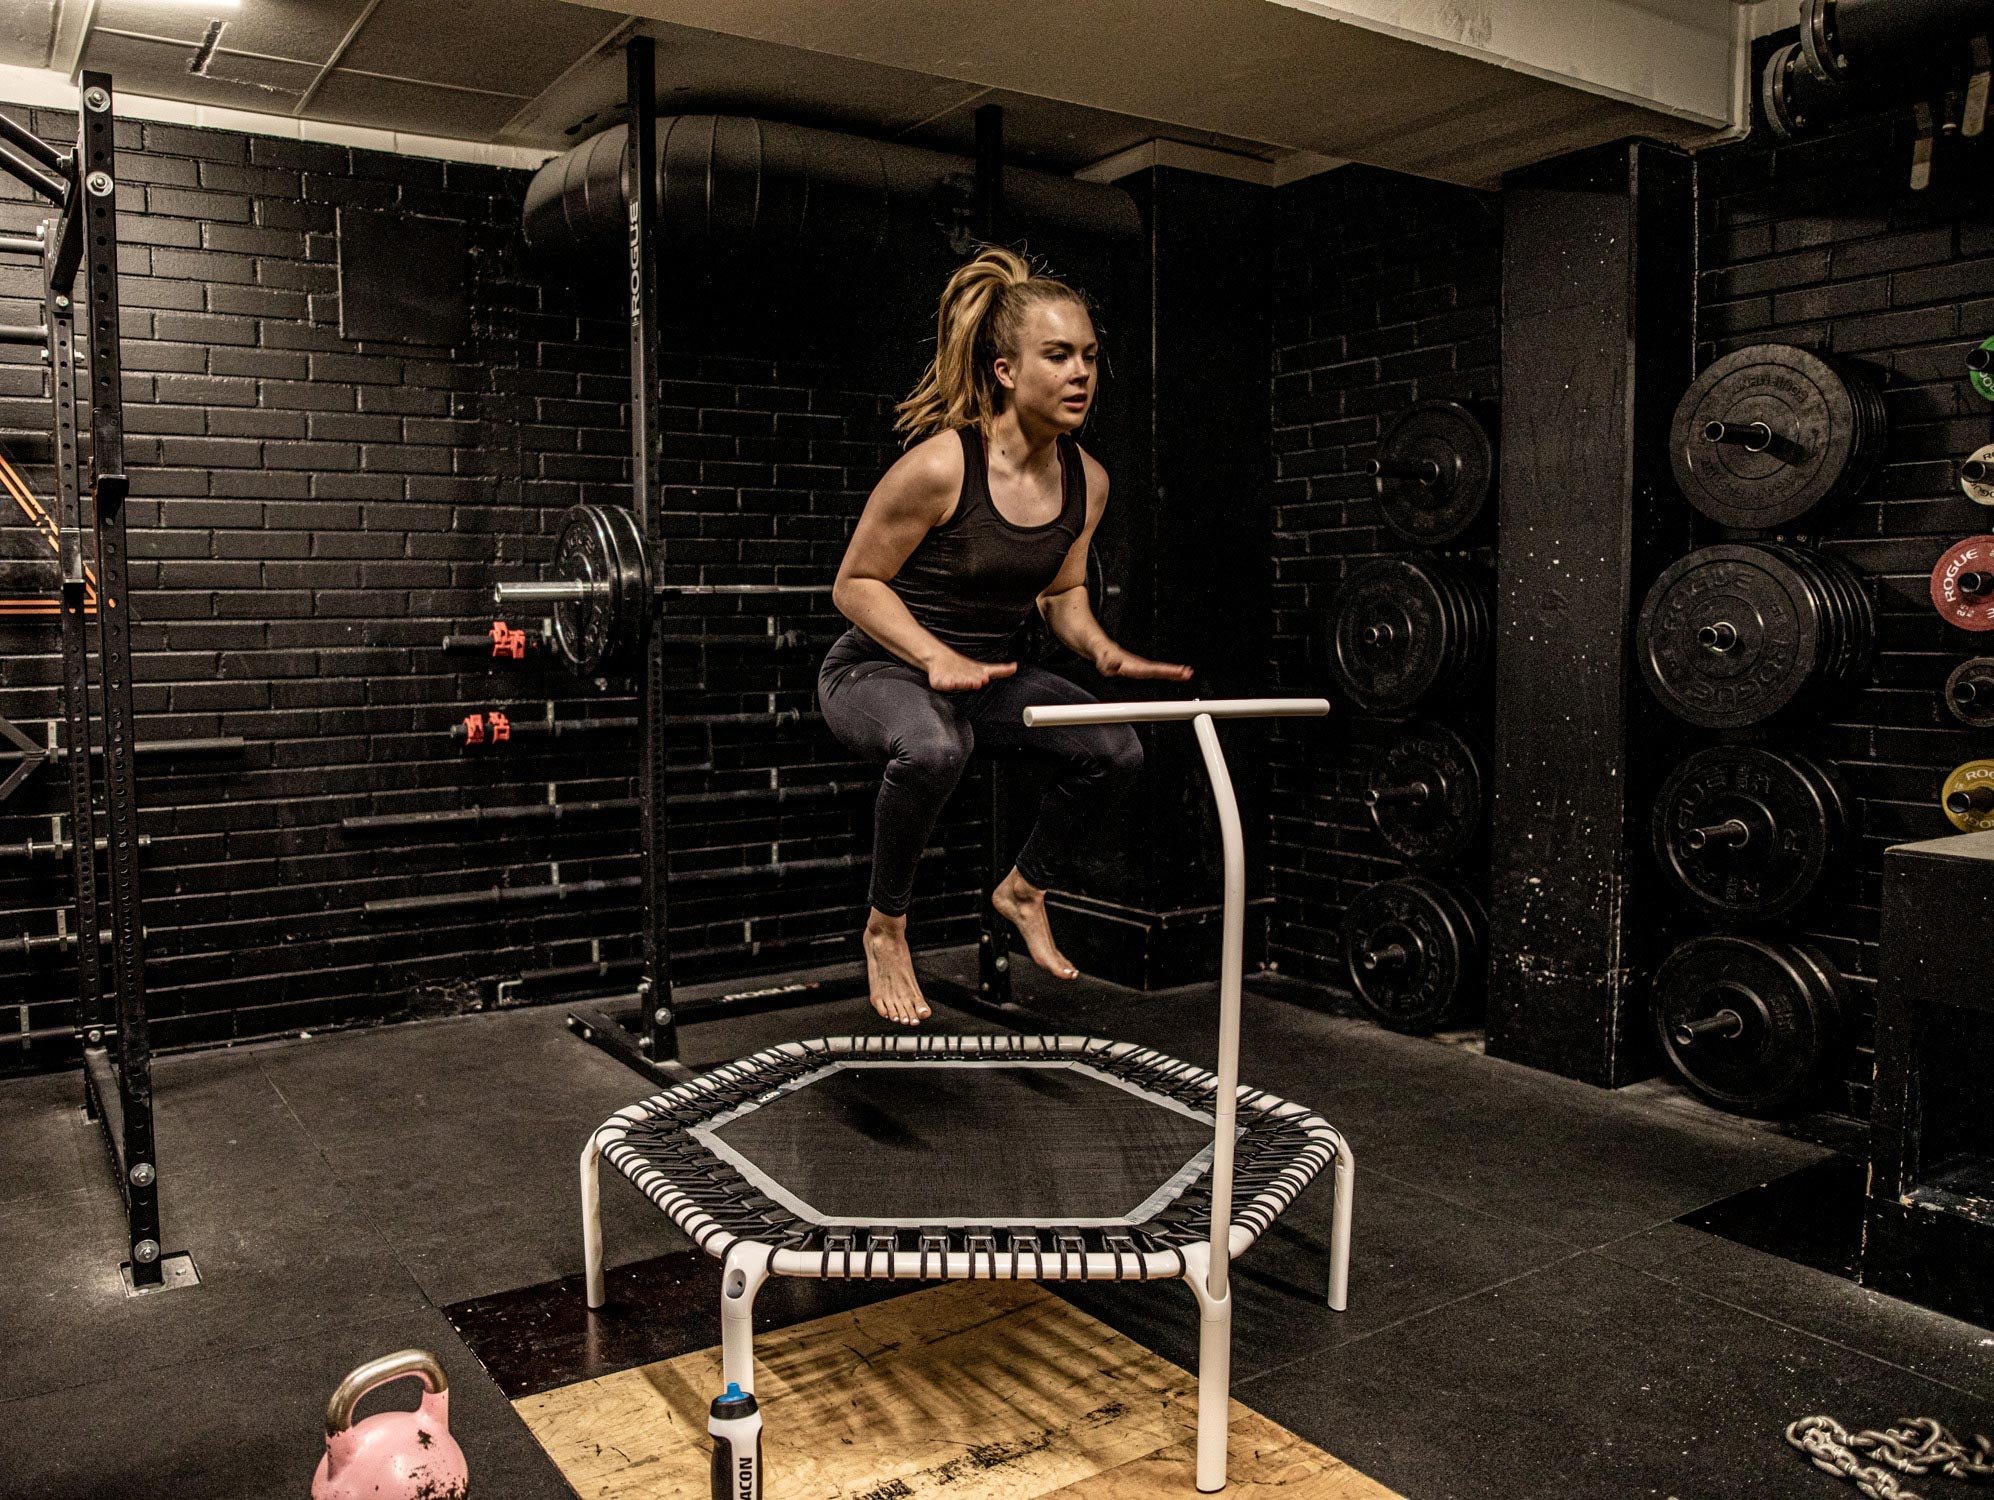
[820,247,1192,1026]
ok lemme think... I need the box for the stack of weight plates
[1324,557,1493,714]
[1636,542,1875,727]
[1340,875,1487,1034]
[1370,399,1496,545]
[1651,933,1847,1116]
[1651,745,1850,920]
[1668,343,1888,530]
[1363,722,1485,867]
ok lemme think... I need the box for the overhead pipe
[1800,0,1994,82]
[1761,0,1994,163]
[522,115,1142,269]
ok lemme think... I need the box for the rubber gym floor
[3,952,1988,1499]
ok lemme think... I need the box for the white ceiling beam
[560,0,1743,184]
[49,0,96,79]
[1264,0,1738,129]
[1075,138,1347,188]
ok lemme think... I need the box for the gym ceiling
[2,0,1775,185]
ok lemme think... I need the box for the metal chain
[1789,1416,1994,1500]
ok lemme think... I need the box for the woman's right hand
[926,649,1018,693]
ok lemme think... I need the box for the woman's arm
[1039,452,1192,681]
[831,434,1016,689]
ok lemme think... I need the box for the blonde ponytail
[895,248,1087,443]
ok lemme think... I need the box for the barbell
[497,501,1119,676]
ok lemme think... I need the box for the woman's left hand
[1093,645,1194,681]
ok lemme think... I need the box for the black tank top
[863,426,1087,663]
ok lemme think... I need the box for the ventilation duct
[522,116,1143,269]
[1760,0,1992,185]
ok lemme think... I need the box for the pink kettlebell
[311,1349,469,1500]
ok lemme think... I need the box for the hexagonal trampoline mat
[696,1058,1225,1227]
[595,1034,1340,1278]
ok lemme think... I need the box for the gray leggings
[817,631,1144,917]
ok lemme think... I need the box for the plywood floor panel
[517,1280,1400,1498]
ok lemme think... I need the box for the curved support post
[721,1240,775,1393]
[1327,1139,1355,1312]
[1182,1242,1233,1493]
[1022,695,1332,1496]
[581,1134,606,1308]
[1191,712,1244,1306]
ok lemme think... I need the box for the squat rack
[0,75,170,1289]
[551,38,1048,1085]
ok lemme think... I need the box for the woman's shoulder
[895,427,969,486]
[871,426,968,523]
[1067,438,1110,504]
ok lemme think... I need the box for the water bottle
[708,1381,763,1500]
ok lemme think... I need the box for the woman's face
[994,298,1099,433]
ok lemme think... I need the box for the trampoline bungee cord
[580,696,1351,1494]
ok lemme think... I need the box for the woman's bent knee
[891,731,971,793]
[1101,725,1143,781]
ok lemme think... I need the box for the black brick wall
[1263,165,1503,990]
[0,108,983,1067]
[1692,118,1994,1117]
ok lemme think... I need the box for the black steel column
[1485,141,1694,1086]
[625,39,679,1067]
[969,104,1016,1009]
[76,72,160,1283]
[46,227,103,1043]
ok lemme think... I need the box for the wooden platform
[517,1279,1400,1498]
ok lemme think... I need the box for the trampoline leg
[1183,1245,1232,1493]
[721,1241,774,1393]
[581,1136,606,1309]
[1327,1144,1355,1313]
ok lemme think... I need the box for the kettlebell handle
[325,1349,449,1439]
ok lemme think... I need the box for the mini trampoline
[581,698,1352,1493]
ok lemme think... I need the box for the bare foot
[862,912,931,1026]
[991,868,1079,980]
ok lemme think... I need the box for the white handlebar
[1016,690,1330,1314]
[1020,696,1330,728]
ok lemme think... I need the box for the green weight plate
[1970,335,1994,404]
